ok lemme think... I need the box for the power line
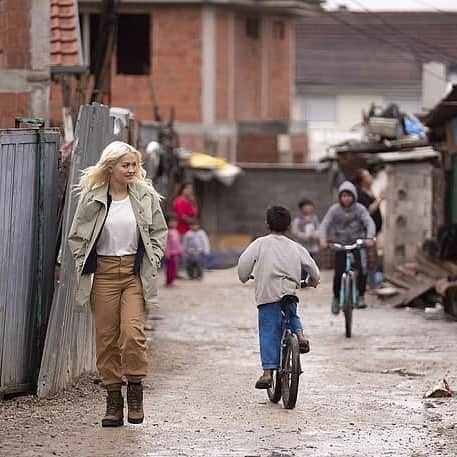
[319,9,450,83]
[345,0,456,62]
[410,0,447,12]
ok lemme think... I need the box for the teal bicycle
[330,239,366,338]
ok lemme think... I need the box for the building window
[246,17,259,39]
[81,13,151,75]
[117,14,150,75]
[273,21,285,40]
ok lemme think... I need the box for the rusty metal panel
[0,129,59,397]
[38,104,121,397]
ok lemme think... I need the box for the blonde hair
[77,141,148,194]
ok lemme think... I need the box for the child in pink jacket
[165,215,183,286]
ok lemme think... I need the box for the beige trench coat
[68,181,168,309]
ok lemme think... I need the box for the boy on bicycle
[237,206,320,389]
[319,181,375,314]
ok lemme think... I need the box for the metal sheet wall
[38,104,121,397]
[0,129,59,397]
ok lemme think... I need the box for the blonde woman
[68,141,167,427]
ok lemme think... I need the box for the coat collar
[86,180,150,205]
[86,184,108,205]
[128,181,149,200]
[86,181,150,205]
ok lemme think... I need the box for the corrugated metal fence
[0,128,60,397]
[37,104,121,397]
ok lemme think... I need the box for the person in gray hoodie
[319,181,376,313]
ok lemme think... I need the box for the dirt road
[1,269,457,457]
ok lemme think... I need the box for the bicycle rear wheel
[281,334,300,409]
[343,274,353,338]
[267,370,282,403]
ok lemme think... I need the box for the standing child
[165,215,183,287]
[319,181,375,313]
[237,206,320,389]
[182,220,210,279]
[291,198,320,263]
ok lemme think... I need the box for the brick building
[1,0,320,162]
[69,0,320,163]
[0,0,51,127]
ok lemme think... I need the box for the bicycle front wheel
[281,334,300,409]
[343,274,353,338]
[267,370,282,403]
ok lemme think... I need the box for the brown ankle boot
[127,382,144,424]
[101,390,124,427]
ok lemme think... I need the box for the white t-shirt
[96,196,138,256]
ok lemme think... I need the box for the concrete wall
[383,161,434,274]
[195,164,332,237]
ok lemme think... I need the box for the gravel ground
[1,269,457,457]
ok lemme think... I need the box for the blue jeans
[258,297,303,369]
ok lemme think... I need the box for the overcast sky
[324,0,457,11]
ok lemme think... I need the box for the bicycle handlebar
[329,239,367,252]
[249,274,316,288]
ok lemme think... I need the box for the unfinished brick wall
[0,0,31,127]
[267,18,291,120]
[234,13,262,121]
[215,10,229,122]
[0,0,31,70]
[0,92,29,127]
[237,133,278,163]
[110,6,202,123]
[54,4,298,163]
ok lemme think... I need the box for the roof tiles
[50,0,82,67]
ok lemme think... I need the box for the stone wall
[383,161,434,274]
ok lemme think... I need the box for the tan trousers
[91,255,148,389]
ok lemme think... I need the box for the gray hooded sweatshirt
[319,181,376,245]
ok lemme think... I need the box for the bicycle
[266,277,313,410]
[329,239,366,338]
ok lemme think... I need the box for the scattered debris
[381,367,424,378]
[383,247,457,317]
[374,286,400,298]
[424,379,453,399]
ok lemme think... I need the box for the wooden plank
[389,279,436,308]
[415,249,451,277]
[384,273,410,290]
[396,264,418,279]
[438,260,457,276]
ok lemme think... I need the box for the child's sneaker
[331,297,340,315]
